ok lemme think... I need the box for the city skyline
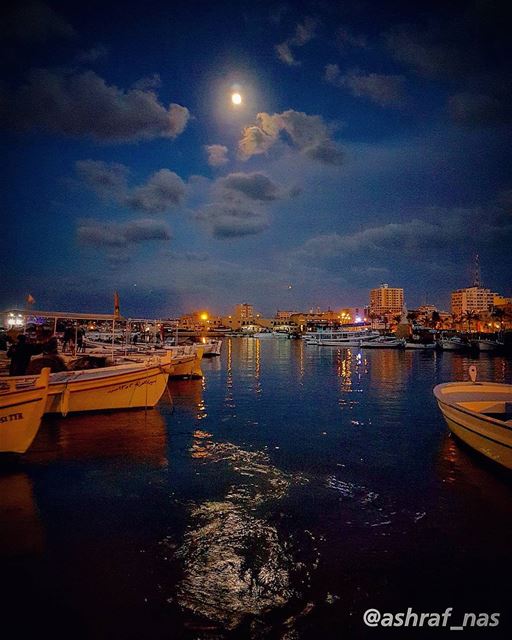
[2,1,511,317]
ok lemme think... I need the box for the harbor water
[1,338,512,638]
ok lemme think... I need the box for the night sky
[1,0,511,317]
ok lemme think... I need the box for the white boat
[304,328,379,347]
[84,342,203,378]
[471,338,504,352]
[437,336,466,351]
[197,339,222,356]
[434,378,512,470]
[404,341,436,350]
[360,336,405,349]
[253,331,274,338]
[0,368,50,453]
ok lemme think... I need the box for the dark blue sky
[2,0,511,317]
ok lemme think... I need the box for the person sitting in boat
[7,334,43,376]
[26,337,67,374]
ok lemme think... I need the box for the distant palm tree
[491,307,505,332]
[462,310,479,332]
[430,310,441,329]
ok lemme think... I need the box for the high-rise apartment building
[451,287,494,317]
[234,303,254,320]
[369,284,404,316]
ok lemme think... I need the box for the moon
[231,92,242,105]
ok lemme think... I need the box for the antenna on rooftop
[473,253,481,288]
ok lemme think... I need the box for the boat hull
[168,354,202,378]
[434,382,512,470]
[305,339,361,347]
[45,364,169,415]
[0,369,50,453]
[473,340,503,352]
[360,340,404,348]
[405,342,436,350]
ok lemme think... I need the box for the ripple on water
[169,439,312,630]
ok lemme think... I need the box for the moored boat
[433,378,512,470]
[404,341,436,350]
[1,361,170,417]
[304,328,379,347]
[198,339,222,356]
[471,338,504,352]
[0,368,50,453]
[437,335,467,351]
[360,336,405,349]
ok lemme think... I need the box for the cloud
[275,16,318,66]
[75,45,108,64]
[385,6,511,127]
[75,162,187,213]
[196,203,270,238]
[75,160,129,200]
[335,26,367,50]
[239,109,343,165]
[325,64,406,107]
[217,172,280,201]
[205,144,229,167]
[385,25,471,80]
[1,2,76,43]
[448,92,510,126]
[131,73,162,91]
[1,69,190,142]
[126,169,186,213]
[77,218,171,247]
[296,206,512,268]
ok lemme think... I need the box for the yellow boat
[433,380,512,470]
[45,361,170,416]
[0,368,50,453]
[167,346,204,378]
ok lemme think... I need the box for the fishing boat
[0,368,50,453]
[1,360,170,417]
[165,345,204,378]
[83,340,203,378]
[194,338,222,356]
[360,336,405,349]
[437,335,467,351]
[404,341,436,350]
[433,372,512,470]
[471,338,504,352]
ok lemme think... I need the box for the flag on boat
[26,293,35,304]
[114,291,120,318]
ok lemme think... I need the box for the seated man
[26,337,67,373]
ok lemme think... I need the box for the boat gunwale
[50,368,166,396]
[434,383,512,432]
[440,411,512,451]
[0,395,48,411]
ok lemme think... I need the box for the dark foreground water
[1,339,512,639]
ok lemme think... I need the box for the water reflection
[168,377,207,421]
[0,473,44,555]
[171,434,311,630]
[439,352,511,384]
[25,408,169,467]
